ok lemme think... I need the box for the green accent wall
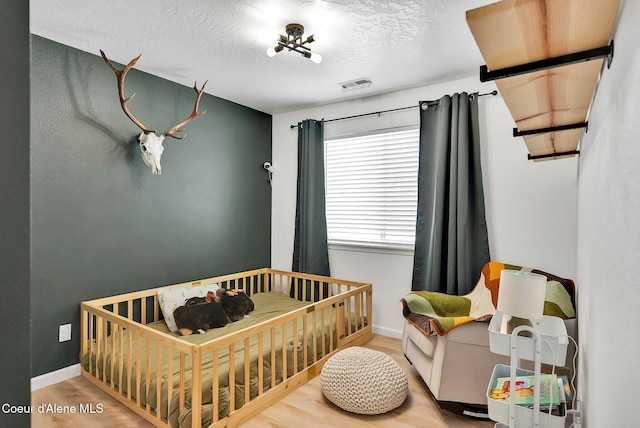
[30,36,272,376]
[0,2,30,427]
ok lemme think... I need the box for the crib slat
[346,295,352,336]
[167,347,173,423]
[100,318,107,383]
[229,343,235,413]
[302,313,308,368]
[309,310,316,362]
[360,290,364,328]
[319,308,325,358]
[126,329,132,400]
[270,328,276,389]
[291,277,297,300]
[110,325,117,388]
[211,349,219,423]
[257,333,264,396]
[88,315,95,376]
[155,341,162,421]
[80,308,88,361]
[179,353,186,413]
[244,337,250,405]
[118,326,124,394]
[367,289,372,328]
[281,324,287,381]
[337,301,345,348]
[292,318,297,374]
[356,292,362,331]
[154,295,159,322]
[118,329,126,393]
[135,331,142,406]
[191,349,202,428]
[145,336,152,412]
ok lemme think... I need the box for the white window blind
[324,127,419,248]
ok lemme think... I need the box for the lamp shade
[497,270,547,320]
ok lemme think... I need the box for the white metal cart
[487,311,569,428]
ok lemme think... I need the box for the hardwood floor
[32,335,494,427]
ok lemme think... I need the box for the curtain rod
[289,90,498,129]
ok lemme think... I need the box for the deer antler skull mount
[100,50,207,175]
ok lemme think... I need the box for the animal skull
[101,50,206,175]
[138,132,165,175]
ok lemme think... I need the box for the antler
[100,50,156,134]
[163,81,208,140]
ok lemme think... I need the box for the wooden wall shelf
[466,0,620,161]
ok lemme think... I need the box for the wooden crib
[80,268,372,427]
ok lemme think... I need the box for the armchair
[401,261,576,406]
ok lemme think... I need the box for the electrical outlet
[574,389,583,428]
[59,324,72,342]
[577,386,583,402]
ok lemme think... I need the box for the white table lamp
[497,270,547,336]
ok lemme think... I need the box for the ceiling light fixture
[266,23,322,64]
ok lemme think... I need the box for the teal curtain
[292,119,330,280]
[411,93,490,295]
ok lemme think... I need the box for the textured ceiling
[30,0,495,114]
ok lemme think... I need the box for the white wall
[576,1,640,426]
[272,75,578,338]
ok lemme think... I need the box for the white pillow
[157,283,219,332]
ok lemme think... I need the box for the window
[324,127,419,249]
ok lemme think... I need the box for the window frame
[324,125,419,254]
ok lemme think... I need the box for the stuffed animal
[173,289,256,335]
[173,291,228,336]
[217,288,255,322]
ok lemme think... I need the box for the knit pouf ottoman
[320,346,408,415]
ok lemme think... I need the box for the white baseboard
[373,325,403,339]
[31,363,81,391]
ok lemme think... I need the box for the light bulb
[310,52,322,64]
[266,47,277,58]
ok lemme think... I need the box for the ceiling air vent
[339,78,372,92]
